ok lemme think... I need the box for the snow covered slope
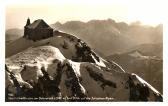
[5,30,162,101]
[6,30,126,73]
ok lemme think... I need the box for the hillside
[5,28,23,44]
[6,30,162,101]
[51,19,162,56]
[107,48,163,93]
[128,43,163,58]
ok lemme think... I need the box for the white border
[1,0,168,106]
[0,0,5,104]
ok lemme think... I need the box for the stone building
[24,18,53,41]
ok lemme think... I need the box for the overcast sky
[5,0,164,29]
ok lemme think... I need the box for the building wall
[24,27,31,38]
[24,27,53,41]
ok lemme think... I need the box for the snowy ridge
[6,30,106,68]
[131,73,160,95]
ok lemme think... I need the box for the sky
[5,0,165,29]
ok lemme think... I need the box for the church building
[24,18,53,41]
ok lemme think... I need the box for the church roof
[27,19,52,29]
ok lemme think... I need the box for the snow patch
[68,60,81,77]
[129,51,142,57]
[112,61,125,73]
[91,54,106,67]
[79,83,86,94]
[129,51,149,59]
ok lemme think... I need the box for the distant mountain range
[106,43,163,93]
[50,19,162,56]
[5,28,23,44]
[128,43,163,58]
[6,19,162,56]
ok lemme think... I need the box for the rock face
[5,30,162,101]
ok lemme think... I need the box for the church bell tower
[24,17,31,38]
[25,17,30,26]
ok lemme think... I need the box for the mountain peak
[6,29,162,101]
